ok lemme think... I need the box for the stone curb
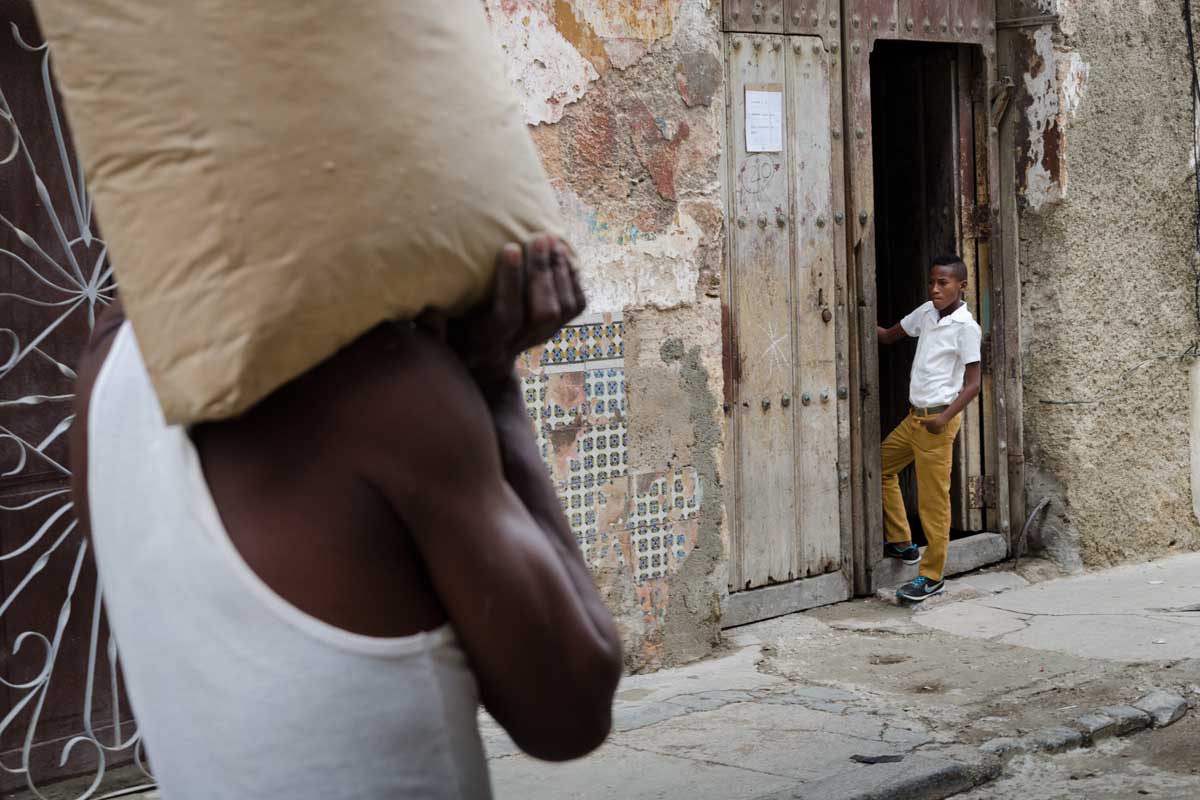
[753,754,997,800]
[1134,690,1190,728]
[980,690,1190,765]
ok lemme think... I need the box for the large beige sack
[40,0,563,424]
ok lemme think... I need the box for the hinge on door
[969,476,996,509]
[990,77,1015,128]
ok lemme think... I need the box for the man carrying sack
[71,237,621,799]
[50,1,623,797]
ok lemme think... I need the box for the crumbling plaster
[486,0,727,670]
[1016,0,1200,569]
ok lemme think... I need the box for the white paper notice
[746,88,783,153]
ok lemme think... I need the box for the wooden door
[0,5,137,796]
[725,29,848,614]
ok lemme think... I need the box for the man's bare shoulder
[303,323,499,468]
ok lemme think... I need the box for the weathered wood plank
[955,45,986,533]
[722,569,850,628]
[788,36,842,578]
[826,33,855,582]
[985,40,1012,548]
[729,33,797,589]
[994,27,1025,545]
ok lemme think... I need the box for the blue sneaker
[884,542,921,565]
[896,576,945,602]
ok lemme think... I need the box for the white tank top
[87,323,492,799]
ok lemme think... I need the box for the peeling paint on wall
[572,0,681,67]
[1020,0,1200,571]
[485,0,684,125]
[1017,27,1089,211]
[485,1,600,125]
[558,186,704,312]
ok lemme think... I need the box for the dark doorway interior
[870,40,984,544]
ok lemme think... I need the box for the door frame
[839,0,1025,595]
[719,1,1026,619]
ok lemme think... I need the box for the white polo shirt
[900,301,982,408]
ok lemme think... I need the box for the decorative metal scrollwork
[0,23,150,799]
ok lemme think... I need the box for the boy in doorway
[876,254,982,602]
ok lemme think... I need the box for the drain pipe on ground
[1015,497,1051,571]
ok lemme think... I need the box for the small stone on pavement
[850,753,905,764]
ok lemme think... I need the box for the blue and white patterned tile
[540,313,624,372]
[521,373,550,460]
[628,468,701,530]
[631,522,672,583]
[584,367,626,423]
[557,421,629,561]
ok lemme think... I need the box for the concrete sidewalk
[112,554,1200,800]
[913,555,1200,661]
[482,637,990,800]
[484,554,1200,800]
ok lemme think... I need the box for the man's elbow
[513,703,614,762]
[506,650,622,761]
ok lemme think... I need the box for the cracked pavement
[485,554,1200,799]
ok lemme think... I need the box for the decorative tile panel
[629,468,702,529]
[521,312,699,583]
[537,313,624,369]
[561,421,629,561]
[628,469,702,583]
[584,367,626,423]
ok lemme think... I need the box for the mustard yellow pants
[881,411,961,580]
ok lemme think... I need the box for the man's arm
[348,345,621,762]
[355,236,620,762]
[467,238,619,681]
[488,373,621,671]
[916,362,982,434]
[877,322,908,345]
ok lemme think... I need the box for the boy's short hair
[931,254,968,282]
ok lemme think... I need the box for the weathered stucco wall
[485,0,727,671]
[1016,0,1200,569]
